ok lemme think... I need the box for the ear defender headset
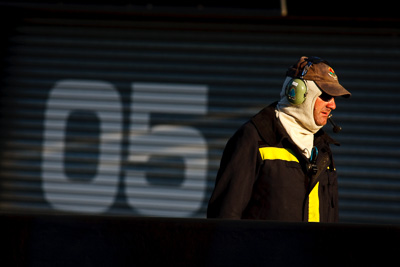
[285,56,329,105]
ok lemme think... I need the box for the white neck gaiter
[275,77,323,158]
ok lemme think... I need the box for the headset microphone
[328,114,342,133]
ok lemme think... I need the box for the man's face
[314,92,336,126]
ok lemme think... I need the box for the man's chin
[315,119,328,126]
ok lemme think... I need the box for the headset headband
[300,56,330,79]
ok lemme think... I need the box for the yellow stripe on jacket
[308,182,320,222]
[258,147,299,162]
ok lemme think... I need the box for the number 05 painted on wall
[42,80,208,217]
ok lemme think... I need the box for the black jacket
[207,102,339,222]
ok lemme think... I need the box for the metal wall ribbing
[1,11,400,224]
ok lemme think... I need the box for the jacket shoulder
[250,102,284,146]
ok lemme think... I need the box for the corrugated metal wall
[1,8,400,224]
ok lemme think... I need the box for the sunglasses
[319,92,335,102]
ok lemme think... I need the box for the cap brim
[315,81,351,98]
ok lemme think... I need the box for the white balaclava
[275,77,323,158]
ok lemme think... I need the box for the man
[207,56,351,222]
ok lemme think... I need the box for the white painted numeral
[126,83,208,217]
[42,80,122,213]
